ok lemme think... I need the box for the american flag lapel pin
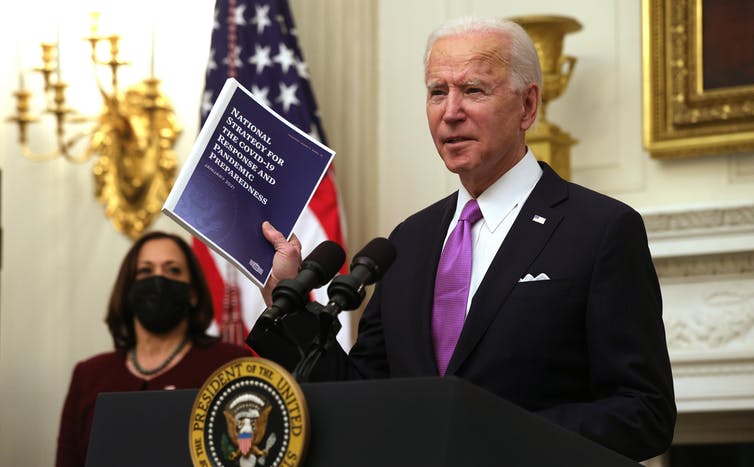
[532,214,546,224]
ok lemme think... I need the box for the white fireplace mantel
[644,203,754,413]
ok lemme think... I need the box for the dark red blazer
[55,339,250,467]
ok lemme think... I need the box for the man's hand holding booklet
[163,77,334,287]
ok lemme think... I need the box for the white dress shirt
[442,149,543,316]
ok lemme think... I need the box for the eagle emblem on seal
[223,393,277,466]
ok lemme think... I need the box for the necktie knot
[459,199,483,225]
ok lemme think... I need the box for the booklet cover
[163,77,334,287]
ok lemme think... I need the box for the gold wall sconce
[510,15,582,181]
[7,13,181,239]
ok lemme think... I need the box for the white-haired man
[254,17,676,462]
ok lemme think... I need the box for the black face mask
[127,276,192,334]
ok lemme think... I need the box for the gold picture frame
[642,0,754,159]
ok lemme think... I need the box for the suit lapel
[446,163,569,375]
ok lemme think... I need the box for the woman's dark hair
[105,231,216,349]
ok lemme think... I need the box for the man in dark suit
[254,16,676,462]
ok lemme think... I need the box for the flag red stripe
[192,238,226,325]
[308,174,346,272]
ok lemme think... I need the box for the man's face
[425,31,538,196]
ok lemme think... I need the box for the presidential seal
[189,357,309,467]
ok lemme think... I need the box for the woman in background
[55,231,251,467]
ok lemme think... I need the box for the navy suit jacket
[328,163,675,460]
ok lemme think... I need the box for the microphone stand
[292,301,342,383]
[272,316,308,360]
[292,272,369,383]
[291,237,395,382]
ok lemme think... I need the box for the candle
[17,44,25,90]
[56,23,62,81]
[150,25,155,77]
[90,11,100,38]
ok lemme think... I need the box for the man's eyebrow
[461,79,484,87]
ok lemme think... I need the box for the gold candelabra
[7,13,182,239]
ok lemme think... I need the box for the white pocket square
[519,273,550,282]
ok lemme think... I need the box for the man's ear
[520,83,540,131]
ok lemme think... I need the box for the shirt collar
[456,148,543,231]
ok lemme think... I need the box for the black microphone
[258,240,345,325]
[326,237,397,313]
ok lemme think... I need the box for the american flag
[194,0,348,347]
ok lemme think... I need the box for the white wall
[1,0,753,465]
[0,2,215,465]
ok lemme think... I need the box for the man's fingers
[289,233,301,252]
[262,222,302,258]
[262,221,285,244]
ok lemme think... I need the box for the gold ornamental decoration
[7,13,181,239]
[91,79,180,239]
[642,0,754,159]
[509,15,582,180]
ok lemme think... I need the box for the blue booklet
[163,77,334,287]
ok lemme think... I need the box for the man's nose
[442,91,465,122]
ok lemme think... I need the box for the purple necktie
[432,199,483,375]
